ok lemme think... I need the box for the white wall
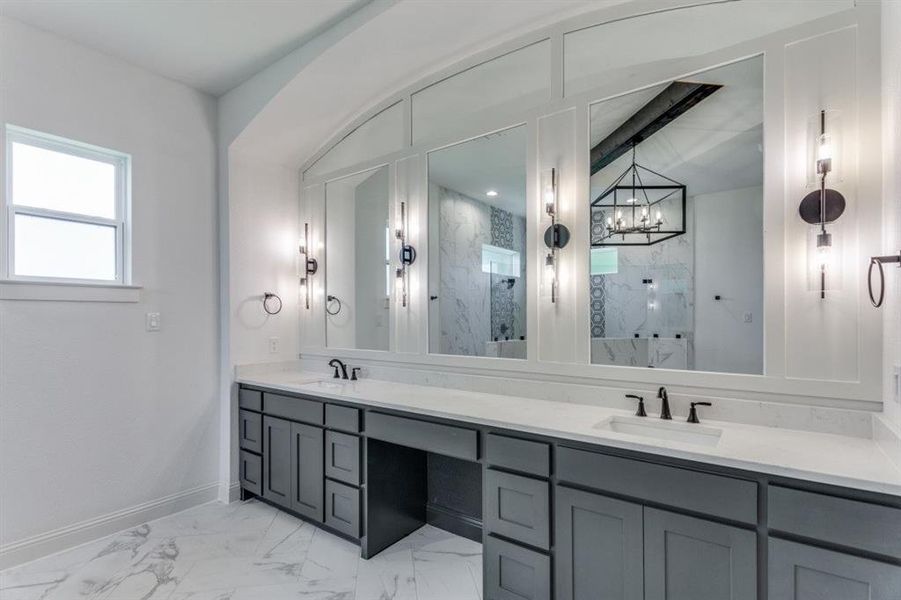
[694,186,764,375]
[881,0,901,435]
[0,18,219,566]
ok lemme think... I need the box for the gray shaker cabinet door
[555,486,644,600]
[291,421,324,522]
[262,416,292,508]
[644,508,756,600]
[769,538,901,600]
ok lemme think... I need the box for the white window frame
[3,125,132,285]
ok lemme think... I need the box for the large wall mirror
[428,126,528,358]
[588,56,764,374]
[325,165,391,351]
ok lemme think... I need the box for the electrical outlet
[145,312,161,332]
[269,337,280,354]
[743,312,753,323]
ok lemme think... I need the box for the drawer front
[325,479,361,539]
[769,538,901,600]
[239,409,262,453]
[486,469,550,550]
[238,388,262,412]
[239,450,262,496]
[485,535,551,600]
[486,434,550,477]
[367,412,478,461]
[264,393,324,425]
[325,430,361,486]
[769,486,901,560]
[556,447,757,524]
[325,404,361,433]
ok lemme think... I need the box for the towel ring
[868,252,901,308]
[263,292,282,315]
[326,294,342,316]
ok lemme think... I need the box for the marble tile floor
[0,500,483,600]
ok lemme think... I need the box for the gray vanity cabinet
[262,416,292,508]
[290,421,324,522]
[555,486,644,600]
[644,508,757,600]
[769,538,901,600]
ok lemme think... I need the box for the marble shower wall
[435,184,525,357]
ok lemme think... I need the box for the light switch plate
[893,365,901,405]
[269,337,280,354]
[743,312,753,323]
[145,312,161,332]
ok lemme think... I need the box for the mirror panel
[428,126,528,358]
[306,102,404,178]
[588,57,763,374]
[564,1,849,97]
[412,41,550,144]
[325,165,391,351]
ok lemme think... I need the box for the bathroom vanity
[235,374,901,600]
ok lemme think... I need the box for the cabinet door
[262,416,292,508]
[644,508,756,600]
[555,486,643,600]
[291,421,324,522]
[769,538,901,600]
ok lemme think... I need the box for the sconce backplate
[799,188,846,225]
[544,224,571,249]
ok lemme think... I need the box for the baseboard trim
[426,503,483,544]
[0,482,220,570]
[219,480,241,504]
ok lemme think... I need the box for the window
[5,125,130,284]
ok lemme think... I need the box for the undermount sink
[594,415,723,447]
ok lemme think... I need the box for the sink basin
[594,416,722,447]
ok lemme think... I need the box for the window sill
[0,280,142,303]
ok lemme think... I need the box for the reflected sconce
[298,222,318,310]
[542,167,569,304]
[394,200,416,307]
[799,110,844,299]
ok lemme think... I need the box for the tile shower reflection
[428,126,528,358]
[588,57,764,374]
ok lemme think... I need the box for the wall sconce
[298,222,318,310]
[542,168,569,303]
[799,110,845,299]
[394,200,416,307]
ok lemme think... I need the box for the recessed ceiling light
[486,190,498,197]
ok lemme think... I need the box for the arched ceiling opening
[229,0,626,168]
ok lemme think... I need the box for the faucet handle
[625,394,647,417]
[331,365,340,378]
[351,367,361,381]
[687,401,712,424]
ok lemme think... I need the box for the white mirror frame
[298,0,884,410]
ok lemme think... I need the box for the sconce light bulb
[655,210,662,224]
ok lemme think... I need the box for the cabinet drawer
[485,434,550,477]
[325,479,361,539]
[486,470,550,550]
[769,538,901,600]
[238,388,262,412]
[367,412,478,461]
[485,535,551,600]
[264,393,324,425]
[769,486,901,560]
[326,404,361,432]
[239,409,262,453]
[325,430,361,486]
[239,450,262,496]
[556,447,757,524]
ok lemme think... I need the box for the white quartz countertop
[236,371,901,497]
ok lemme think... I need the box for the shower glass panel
[325,165,391,351]
[588,57,764,374]
[428,126,528,359]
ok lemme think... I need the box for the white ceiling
[0,0,367,95]
[428,126,528,217]
[590,56,764,198]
